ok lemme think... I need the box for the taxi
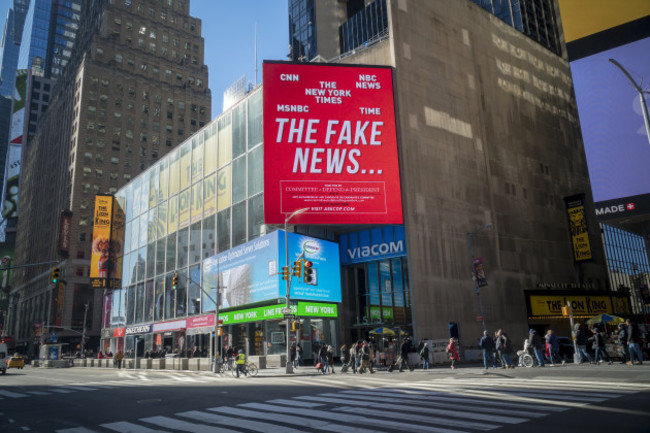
[8,355,25,369]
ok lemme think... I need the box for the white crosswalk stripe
[52,376,649,433]
[0,390,28,398]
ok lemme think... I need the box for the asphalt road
[1,362,649,432]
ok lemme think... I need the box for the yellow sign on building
[90,195,123,289]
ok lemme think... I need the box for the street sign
[281,307,292,315]
[284,314,296,320]
[477,316,483,322]
[217,319,223,324]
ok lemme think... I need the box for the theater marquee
[263,61,403,225]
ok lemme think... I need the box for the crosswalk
[51,377,650,433]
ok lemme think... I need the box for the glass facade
[338,0,389,54]
[471,0,559,54]
[602,224,650,315]
[107,88,265,330]
[288,0,316,61]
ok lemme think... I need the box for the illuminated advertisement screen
[571,37,650,218]
[202,230,342,309]
[263,61,403,225]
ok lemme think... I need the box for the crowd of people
[476,319,646,371]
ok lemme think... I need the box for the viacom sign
[339,225,406,265]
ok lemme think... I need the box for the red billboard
[263,61,403,225]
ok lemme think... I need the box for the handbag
[315,362,323,370]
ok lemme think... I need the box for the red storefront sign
[263,61,403,225]
[113,328,125,338]
[187,315,215,328]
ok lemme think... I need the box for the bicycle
[231,361,258,377]
[216,357,235,373]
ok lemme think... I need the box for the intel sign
[339,226,406,265]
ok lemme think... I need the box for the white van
[0,343,7,374]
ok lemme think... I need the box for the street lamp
[284,207,310,374]
[466,223,493,333]
[609,58,650,147]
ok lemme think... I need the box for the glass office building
[100,87,344,360]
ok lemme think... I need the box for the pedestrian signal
[51,267,60,284]
[280,266,291,281]
[172,273,179,290]
[292,259,303,278]
[303,261,316,285]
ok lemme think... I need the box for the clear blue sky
[0,0,289,116]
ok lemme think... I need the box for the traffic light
[51,267,60,284]
[291,321,299,331]
[303,261,316,285]
[280,265,291,281]
[172,273,179,290]
[292,259,303,278]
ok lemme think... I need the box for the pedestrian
[296,343,304,367]
[529,329,545,367]
[398,338,410,372]
[627,319,644,365]
[446,338,460,369]
[419,340,430,370]
[478,330,496,370]
[114,350,124,369]
[359,341,376,373]
[326,345,335,373]
[617,323,630,364]
[340,344,349,372]
[290,342,297,368]
[573,323,593,364]
[545,329,562,366]
[235,349,247,377]
[499,331,516,368]
[590,327,613,365]
[318,343,328,374]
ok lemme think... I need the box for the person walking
[446,338,460,370]
[318,343,329,374]
[326,345,335,373]
[617,323,630,364]
[340,344,349,372]
[478,330,496,370]
[350,342,360,374]
[573,323,593,364]
[359,341,376,373]
[627,320,644,365]
[114,350,124,369]
[290,342,297,368]
[590,327,613,365]
[398,338,410,372]
[545,329,562,366]
[235,349,247,377]
[420,340,430,370]
[529,329,546,367]
[296,343,304,367]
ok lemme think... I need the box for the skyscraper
[8,0,211,353]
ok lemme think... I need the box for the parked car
[8,356,25,369]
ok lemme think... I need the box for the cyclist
[236,349,247,377]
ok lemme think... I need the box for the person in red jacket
[446,338,459,369]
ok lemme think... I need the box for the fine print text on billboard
[263,61,403,225]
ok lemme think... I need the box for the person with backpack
[359,341,376,374]
[419,339,430,370]
[478,330,496,370]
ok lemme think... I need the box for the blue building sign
[202,231,342,309]
[339,225,406,265]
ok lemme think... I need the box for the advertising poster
[90,195,122,288]
[110,201,125,289]
[263,61,403,225]
[202,230,342,310]
[564,194,593,262]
